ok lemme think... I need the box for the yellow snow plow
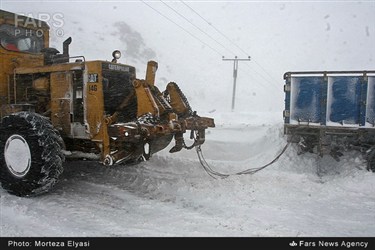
[0,10,214,196]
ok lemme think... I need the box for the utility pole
[222,56,251,111]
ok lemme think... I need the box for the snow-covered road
[1,112,375,237]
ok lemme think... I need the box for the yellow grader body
[0,10,214,196]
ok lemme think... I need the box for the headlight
[112,50,121,60]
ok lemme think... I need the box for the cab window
[0,24,44,53]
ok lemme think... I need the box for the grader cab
[0,10,214,196]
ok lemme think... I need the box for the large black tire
[0,112,65,197]
[367,147,375,173]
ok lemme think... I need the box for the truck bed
[284,71,375,136]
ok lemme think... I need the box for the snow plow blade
[183,116,215,130]
[107,114,215,163]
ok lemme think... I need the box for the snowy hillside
[1,112,374,237]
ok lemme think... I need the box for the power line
[238,67,278,92]
[140,0,222,56]
[252,59,281,85]
[180,0,281,85]
[160,1,279,92]
[245,64,280,91]
[180,0,247,56]
[160,0,237,56]
[142,0,280,92]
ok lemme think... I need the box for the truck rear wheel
[367,147,375,173]
[0,112,64,196]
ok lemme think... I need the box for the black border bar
[1,237,374,249]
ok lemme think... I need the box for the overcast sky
[1,0,374,113]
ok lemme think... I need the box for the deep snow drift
[1,112,374,237]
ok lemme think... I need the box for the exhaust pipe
[63,37,72,57]
[145,61,158,86]
[44,37,72,64]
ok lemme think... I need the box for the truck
[283,70,375,172]
[0,10,215,197]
